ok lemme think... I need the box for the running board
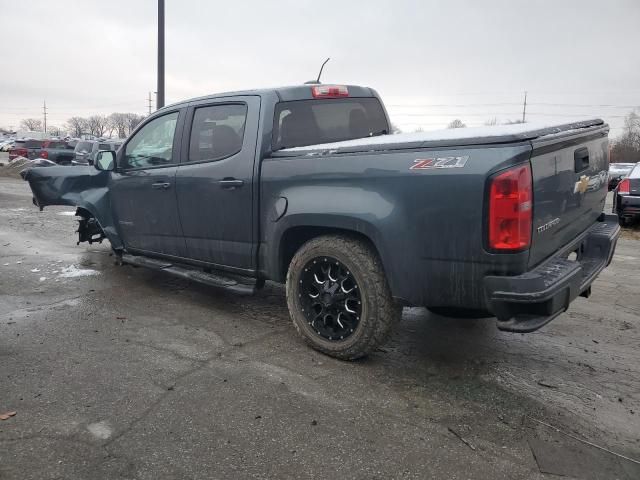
[120,254,257,295]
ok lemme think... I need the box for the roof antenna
[304,58,330,84]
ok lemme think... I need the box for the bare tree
[48,125,64,136]
[86,115,109,137]
[66,117,87,137]
[484,117,498,126]
[108,113,129,138]
[20,118,43,131]
[447,119,466,129]
[611,110,640,163]
[125,113,145,136]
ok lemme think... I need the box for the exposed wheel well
[279,226,380,281]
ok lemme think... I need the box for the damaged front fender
[22,166,122,250]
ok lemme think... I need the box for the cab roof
[158,84,378,112]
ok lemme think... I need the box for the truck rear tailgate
[528,127,609,267]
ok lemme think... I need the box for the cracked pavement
[0,174,639,479]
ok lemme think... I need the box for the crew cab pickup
[22,84,620,359]
[39,140,76,165]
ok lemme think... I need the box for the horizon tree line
[9,112,146,139]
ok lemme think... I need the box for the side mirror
[95,150,116,171]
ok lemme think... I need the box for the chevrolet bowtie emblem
[574,175,589,194]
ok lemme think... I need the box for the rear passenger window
[188,104,247,162]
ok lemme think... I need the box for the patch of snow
[280,119,600,153]
[2,263,8,266]
[58,265,100,278]
[57,211,77,216]
[30,268,40,273]
[39,277,46,281]
[87,421,112,440]
[16,261,22,264]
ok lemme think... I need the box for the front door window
[122,112,179,169]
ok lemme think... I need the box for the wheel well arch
[278,226,381,282]
[75,206,94,218]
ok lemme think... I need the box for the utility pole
[43,100,48,133]
[522,91,527,123]
[148,92,153,115]
[157,0,165,109]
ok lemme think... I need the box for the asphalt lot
[1,168,639,479]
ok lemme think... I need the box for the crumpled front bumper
[484,214,620,333]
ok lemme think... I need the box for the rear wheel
[286,235,400,360]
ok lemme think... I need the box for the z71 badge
[410,156,469,170]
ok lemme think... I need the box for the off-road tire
[286,234,400,360]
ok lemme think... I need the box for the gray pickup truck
[39,140,76,165]
[23,84,620,359]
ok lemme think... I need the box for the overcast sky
[1,0,639,136]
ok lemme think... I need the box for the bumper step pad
[485,214,620,333]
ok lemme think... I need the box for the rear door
[528,129,609,266]
[175,96,260,271]
[110,109,188,257]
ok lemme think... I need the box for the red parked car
[8,139,42,161]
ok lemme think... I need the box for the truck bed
[274,119,605,156]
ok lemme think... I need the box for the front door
[175,97,260,270]
[110,110,188,257]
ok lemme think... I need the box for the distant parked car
[608,163,635,191]
[39,140,76,165]
[8,139,42,161]
[613,163,640,226]
[0,140,14,151]
[72,140,122,165]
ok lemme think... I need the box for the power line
[388,102,639,109]
[388,103,523,108]
[392,112,524,117]
[529,103,640,108]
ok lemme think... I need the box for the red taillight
[618,178,630,195]
[488,164,532,251]
[311,85,349,98]
[40,150,48,159]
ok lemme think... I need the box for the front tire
[286,235,400,360]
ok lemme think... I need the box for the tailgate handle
[574,147,589,173]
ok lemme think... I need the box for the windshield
[629,164,640,179]
[75,141,94,153]
[46,141,69,149]
[24,140,42,148]
[273,97,389,150]
[610,164,634,173]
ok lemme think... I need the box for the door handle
[151,182,171,190]
[218,178,244,189]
